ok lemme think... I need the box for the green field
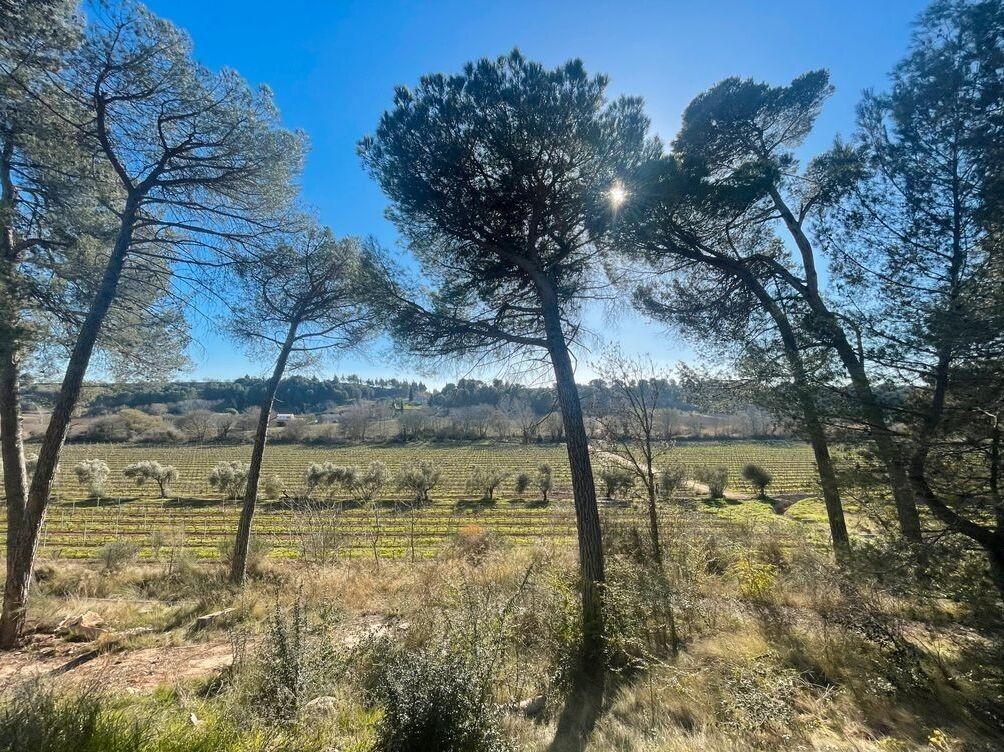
[2,440,824,560]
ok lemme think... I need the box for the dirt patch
[1,638,234,693]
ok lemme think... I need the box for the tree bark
[769,189,921,543]
[726,261,852,559]
[229,321,297,586]
[537,282,605,669]
[645,482,663,568]
[0,139,30,618]
[0,197,137,649]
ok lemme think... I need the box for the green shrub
[465,467,507,502]
[207,461,249,499]
[696,466,728,499]
[372,646,512,752]
[0,682,143,752]
[97,539,140,572]
[241,599,342,724]
[597,464,634,499]
[741,463,773,498]
[513,471,532,497]
[263,474,285,499]
[397,461,441,503]
[535,463,553,504]
[657,465,687,501]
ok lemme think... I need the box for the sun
[607,181,628,209]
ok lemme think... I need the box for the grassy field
[2,440,828,560]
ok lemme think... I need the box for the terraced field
[2,440,823,560]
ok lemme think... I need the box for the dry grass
[2,510,1002,752]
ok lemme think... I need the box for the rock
[302,696,340,716]
[192,608,236,630]
[515,695,546,718]
[56,611,107,641]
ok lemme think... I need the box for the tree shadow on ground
[61,495,144,508]
[546,669,607,752]
[453,497,498,512]
[700,497,741,509]
[506,497,551,509]
[163,496,232,509]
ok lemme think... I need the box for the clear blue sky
[145,0,929,386]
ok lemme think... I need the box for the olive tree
[74,458,110,498]
[1,0,302,647]
[225,223,383,585]
[360,51,656,666]
[208,461,249,500]
[123,460,178,498]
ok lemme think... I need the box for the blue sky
[145,0,929,386]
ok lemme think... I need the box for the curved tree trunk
[733,264,851,560]
[229,321,298,586]
[0,198,137,649]
[538,283,605,671]
[770,190,921,543]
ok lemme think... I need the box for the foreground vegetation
[2,507,1001,752]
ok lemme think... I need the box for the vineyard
[1,440,827,560]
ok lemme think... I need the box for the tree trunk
[229,322,297,586]
[769,189,921,543]
[0,137,27,566]
[538,284,605,669]
[645,479,663,567]
[737,264,851,560]
[0,198,137,649]
[1,347,27,579]
[0,140,28,591]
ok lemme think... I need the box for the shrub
[536,463,553,504]
[450,524,502,564]
[240,598,342,725]
[741,464,773,498]
[304,462,337,494]
[657,465,687,501]
[397,461,441,503]
[0,681,144,752]
[597,464,634,499]
[304,463,376,499]
[513,471,531,497]
[372,646,512,752]
[465,466,507,502]
[207,461,249,499]
[358,461,390,501]
[25,453,39,474]
[263,474,285,499]
[696,465,728,499]
[73,459,110,497]
[217,535,271,574]
[97,539,140,572]
[122,460,178,498]
[733,556,777,600]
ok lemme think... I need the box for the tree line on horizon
[1,0,1002,694]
